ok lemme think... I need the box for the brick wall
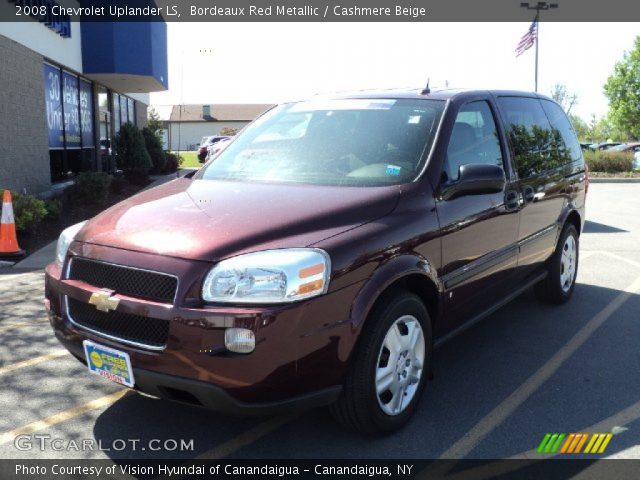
[0,34,51,195]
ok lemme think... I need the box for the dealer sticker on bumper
[83,340,135,388]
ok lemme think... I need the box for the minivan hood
[77,178,400,261]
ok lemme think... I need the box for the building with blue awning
[0,2,168,195]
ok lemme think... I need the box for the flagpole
[519,3,557,92]
[534,14,539,92]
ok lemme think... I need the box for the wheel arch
[565,209,582,236]
[342,255,442,364]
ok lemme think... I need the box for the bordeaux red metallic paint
[45,89,586,430]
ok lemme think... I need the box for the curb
[590,178,640,183]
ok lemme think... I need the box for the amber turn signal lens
[299,263,325,279]
[297,279,324,295]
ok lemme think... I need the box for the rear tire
[331,290,432,434]
[535,223,579,304]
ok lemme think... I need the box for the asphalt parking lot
[1,183,639,461]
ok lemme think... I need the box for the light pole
[520,1,558,92]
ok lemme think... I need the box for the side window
[445,101,504,181]
[498,97,562,179]
[540,99,583,164]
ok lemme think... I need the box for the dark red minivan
[45,89,586,433]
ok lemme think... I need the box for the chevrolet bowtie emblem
[88,289,120,312]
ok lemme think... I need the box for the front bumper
[45,244,363,413]
[51,324,340,416]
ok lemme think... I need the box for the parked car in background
[634,151,640,170]
[46,89,586,434]
[589,142,622,151]
[607,142,640,153]
[197,136,229,162]
[204,136,231,162]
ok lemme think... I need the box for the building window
[127,98,135,125]
[97,86,113,165]
[43,62,95,182]
[120,93,128,125]
[113,94,121,133]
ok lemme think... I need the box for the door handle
[522,185,535,203]
[504,190,519,211]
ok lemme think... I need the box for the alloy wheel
[560,234,577,292]
[375,315,425,416]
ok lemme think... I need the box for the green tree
[569,114,589,141]
[549,83,588,141]
[604,36,640,140]
[147,107,164,137]
[550,83,578,115]
[586,116,621,143]
[142,126,166,173]
[115,123,152,184]
[587,114,598,142]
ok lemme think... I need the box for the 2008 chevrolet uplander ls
[46,89,587,434]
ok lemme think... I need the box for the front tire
[535,223,579,304]
[331,290,432,434]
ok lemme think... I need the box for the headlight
[55,221,86,267]
[202,248,331,304]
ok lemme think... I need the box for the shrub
[71,172,112,204]
[219,127,238,136]
[124,169,151,186]
[142,127,166,173]
[44,198,63,220]
[584,150,634,173]
[163,151,183,173]
[9,191,47,232]
[110,176,128,194]
[115,123,152,183]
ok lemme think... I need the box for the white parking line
[0,319,48,332]
[194,413,300,460]
[0,350,68,375]
[593,250,640,270]
[0,390,128,445]
[0,271,43,281]
[438,272,640,459]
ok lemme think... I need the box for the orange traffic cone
[0,190,25,258]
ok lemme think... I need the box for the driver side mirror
[439,163,505,201]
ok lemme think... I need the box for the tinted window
[198,99,445,187]
[540,99,583,164]
[498,97,565,179]
[445,101,504,181]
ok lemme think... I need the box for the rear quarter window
[539,99,584,166]
[498,96,576,179]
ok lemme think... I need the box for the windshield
[197,98,445,186]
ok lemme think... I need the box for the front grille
[69,257,177,304]
[67,298,169,349]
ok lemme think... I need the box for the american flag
[515,19,538,57]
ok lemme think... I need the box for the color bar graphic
[538,433,614,454]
